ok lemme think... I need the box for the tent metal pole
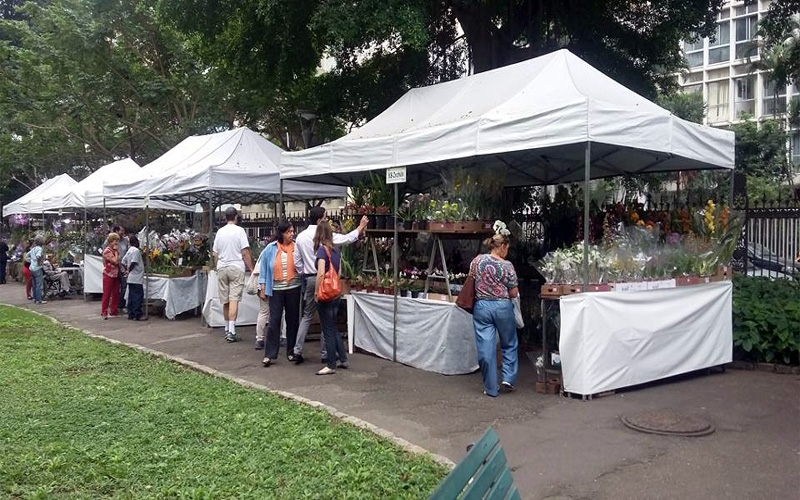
[392,182,398,363]
[144,200,149,320]
[83,207,88,301]
[583,142,591,291]
[103,198,107,228]
[279,180,284,219]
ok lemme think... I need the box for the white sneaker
[316,366,336,375]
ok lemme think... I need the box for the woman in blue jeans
[468,225,519,397]
[313,221,348,375]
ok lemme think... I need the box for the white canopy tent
[3,174,78,216]
[102,127,346,206]
[41,158,190,211]
[279,49,737,365]
[281,49,734,189]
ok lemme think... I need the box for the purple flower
[667,232,681,246]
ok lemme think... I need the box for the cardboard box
[560,284,584,295]
[647,279,676,290]
[540,284,562,297]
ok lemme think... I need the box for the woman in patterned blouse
[468,230,519,397]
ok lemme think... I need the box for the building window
[709,22,731,64]
[763,79,788,116]
[708,80,731,123]
[792,133,800,172]
[734,3,759,17]
[684,84,702,94]
[735,76,756,116]
[683,38,704,68]
[735,16,758,59]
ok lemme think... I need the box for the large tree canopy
[156,0,724,143]
[0,0,229,192]
[1,0,726,199]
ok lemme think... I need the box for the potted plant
[375,205,390,230]
[381,275,394,295]
[365,275,377,293]
[395,277,410,297]
[352,274,365,292]
[397,201,414,230]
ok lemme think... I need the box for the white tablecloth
[559,281,733,396]
[140,274,203,320]
[83,255,103,294]
[86,255,202,319]
[349,292,479,375]
[201,270,262,327]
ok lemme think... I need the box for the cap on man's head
[225,206,238,221]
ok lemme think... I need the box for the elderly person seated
[42,254,71,295]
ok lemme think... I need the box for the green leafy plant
[733,275,800,364]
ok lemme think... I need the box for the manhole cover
[621,410,715,437]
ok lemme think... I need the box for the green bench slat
[461,446,508,500]
[484,467,515,500]
[429,428,521,500]
[429,428,500,499]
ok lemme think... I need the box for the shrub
[733,275,800,365]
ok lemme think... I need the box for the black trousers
[119,275,127,308]
[0,260,6,283]
[127,283,143,319]
[264,287,301,360]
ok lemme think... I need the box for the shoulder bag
[455,274,475,313]
[316,247,342,302]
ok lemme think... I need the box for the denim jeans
[31,268,44,303]
[127,283,144,319]
[317,296,346,369]
[264,286,301,360]
[294,275,319,356]
[473,299,518,397]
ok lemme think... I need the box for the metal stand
[424,234,452,298]
[360,237,382,280]
[540,295,562,393]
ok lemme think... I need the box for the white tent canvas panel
[103,128,346,204]
[3,174,78,216]
[44,158,190,211]
[281,49,734,188]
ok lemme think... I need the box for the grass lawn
[0,306,448,499]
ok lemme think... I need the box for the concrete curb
[14,305,456,469]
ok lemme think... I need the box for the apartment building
[680,0,800,175]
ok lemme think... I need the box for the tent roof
[43,158,190,211]
[103,127,346,205]
[281,49,735,189]
[3,174,78,216]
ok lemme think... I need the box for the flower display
[493,220,511,236]
[140,228,210,275]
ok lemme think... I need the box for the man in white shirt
[121,235,146,321]
[292,206,368,363]
[212,207,254,342]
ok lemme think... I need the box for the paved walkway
[1,282,798,499]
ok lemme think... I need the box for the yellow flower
[704,200,716,235]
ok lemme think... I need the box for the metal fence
[743,200,800,279]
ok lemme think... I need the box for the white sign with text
[386,167,407,184]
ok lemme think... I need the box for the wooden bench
[428,428,521,500]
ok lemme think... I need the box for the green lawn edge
[0,305,448,499]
